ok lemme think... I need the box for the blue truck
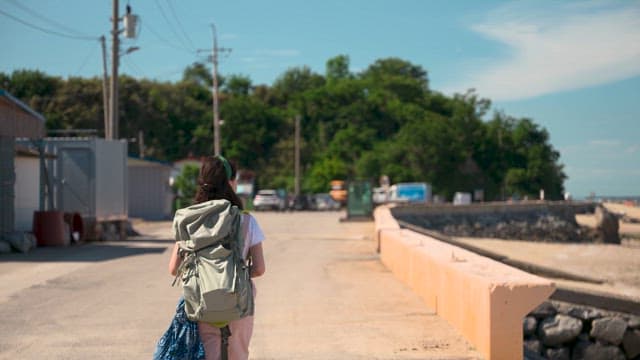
[388,182,431,203]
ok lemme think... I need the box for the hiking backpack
[172,199,254,324]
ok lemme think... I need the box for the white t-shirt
[241,213,265,259]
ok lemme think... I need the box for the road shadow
[0,237,171,263]
[123,237,174,244]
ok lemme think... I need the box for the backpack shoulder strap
[234,211,248,260]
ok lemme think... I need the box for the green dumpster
[346,180,373,220]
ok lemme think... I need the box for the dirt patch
[454,236,640,300]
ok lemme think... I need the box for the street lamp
[122,46,139,56]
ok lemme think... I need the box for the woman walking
[156,155,266,360]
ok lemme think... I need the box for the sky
[1,0,638,198]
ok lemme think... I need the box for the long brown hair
[193,156,244,209]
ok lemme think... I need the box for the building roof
[14,142,56,159]
[173,157,202,165]
[15,143,40,158]
[0,89,46,138]
[128,157,173,169]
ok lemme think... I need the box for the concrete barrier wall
[375,205,556,360]
[391,201,595,220]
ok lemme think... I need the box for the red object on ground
[63,212,84,242]
[33,211,67,246]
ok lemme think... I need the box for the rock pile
[398,205,619,243]
[524,301,640,359]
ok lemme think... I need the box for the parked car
[372,187,389,205]
[292,194,315,211]
[314,193,341,211]
[276,188,289,210]
[253,189,287,211]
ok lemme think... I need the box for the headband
[216,155,232,180]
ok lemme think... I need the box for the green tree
[270,66,325,107]
[6,69,60,101]
[43,76,103,131]
[4,56,566,200]
[220,96,286,175]
[326,55,351,83]
[0,72,11,90]
[358,112,465,198]
[361,57,429,103]
[173,164,200,208]
[182,62,212,88]
[223,74,252,96]
[305,157,348,193]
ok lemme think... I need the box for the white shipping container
[19,138,130,222]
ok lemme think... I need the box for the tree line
[0,55,566,200]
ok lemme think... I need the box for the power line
[76,43,100,75]
[154,67,188,81]
[0,8,97,41]
[153,0,195,52]
[122,55,148,79]
[142,21,195,54]
[121,58,138,77]
[7,0,91,38]
[164,0,196,51]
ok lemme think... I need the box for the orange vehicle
[329,180,347,205]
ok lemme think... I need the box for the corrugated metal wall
[128,164,172,220]
[0,99,45,138]
[0,136,16,235]
[94,139,127,219]
[14,156,39,231]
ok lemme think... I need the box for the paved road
[0,211,481,359]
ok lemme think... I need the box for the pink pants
[198,316,254,360]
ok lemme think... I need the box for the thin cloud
[255,49,300,57]
[240,57,263,63]
[567,167,640,177]
[220,33,238,40]
[560,139,624,154]
[589,139,622,147]
[240,49,300,68]
[626,145,640,154]
[448,2,640,101]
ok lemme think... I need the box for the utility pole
[138,130,145,158]
[294,115,301,197]
[100,36,110,139]
[209,24,230,155]
[109,0,120,140]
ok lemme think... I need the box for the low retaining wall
[392,201,597,243]
[375,205,555,360]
